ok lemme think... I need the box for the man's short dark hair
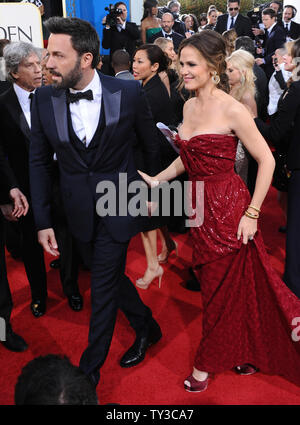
[44,17,100,69]
[112,49,131,67]
[115,1,126,8]
[262,8,277,19]
[235,36,255,56]
[228,0,240,5]
[14,354,98,405]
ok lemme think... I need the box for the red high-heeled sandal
[184,374,209,392]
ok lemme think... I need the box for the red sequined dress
[176,133,300,387]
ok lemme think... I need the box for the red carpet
[1,187,300,405]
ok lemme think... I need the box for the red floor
[1,187,300,405]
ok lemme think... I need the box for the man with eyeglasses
[214,0,252,38]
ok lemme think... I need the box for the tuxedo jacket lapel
[51,88,88,169]
[6,87,31,149]
[51,89,69,143]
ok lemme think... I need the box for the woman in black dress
[132,44,178,289]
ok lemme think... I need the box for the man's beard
[50,57,83,89]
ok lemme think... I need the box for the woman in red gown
[139,31,300,392]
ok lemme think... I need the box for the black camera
[247,1,282,28]
[247,7,262,28]
[104,4,123,28]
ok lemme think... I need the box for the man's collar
[13,83,35,104]
[267,22,277,33]
[69,70,101,95]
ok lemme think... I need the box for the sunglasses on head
[229,7,239,11]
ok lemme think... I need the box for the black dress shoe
[30,299,46,318]
[120,320,162,368]
[50,258,61,269]
[1,324,28,352]
[67,294,83,311]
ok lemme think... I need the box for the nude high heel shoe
[136,266,164,289]
[157,240,178,264]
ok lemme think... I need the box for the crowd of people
[0,0,300,404]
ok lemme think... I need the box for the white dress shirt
[13,83,34,129]
[227,14,238,30]
[69,70,102,147]
[268,63,292,116]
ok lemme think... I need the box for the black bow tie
[165,33,172,38]
[67,89,93,104]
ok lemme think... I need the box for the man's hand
[116,16,125,25]
[255,58,264,66]
[9,188,29,218]
[252,27,264,36]
[0,204,19,222]
[38,228,60,257]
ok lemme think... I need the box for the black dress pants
[0,214,13,323]
[18,210,47,301]
[284,169,300,298]
[52,162,80,296]
[79,218,152,381]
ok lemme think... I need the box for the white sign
[0,2,43,47]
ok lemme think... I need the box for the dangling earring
[212,71,220,85]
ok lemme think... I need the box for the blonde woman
[154,37,178,96]
[226,49,257,184]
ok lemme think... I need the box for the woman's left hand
[237,215,257,244]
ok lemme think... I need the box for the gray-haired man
[0,42,47,317]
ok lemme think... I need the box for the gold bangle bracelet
[245,209,259,217]
[248,205,261,213]
[245,210,259,219]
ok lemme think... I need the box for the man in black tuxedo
[149,12,185,52]
[102,2,140,75]
[0,42,49,318]
[214,0,252,38]
[255,8,286,80]
[1,41,83,317]
[0,150,29,352]
[282,5,300,40]
[29,17,162,387]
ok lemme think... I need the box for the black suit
[0,86,47,303]
[283,20,300,40]
[102,22,140,58]
[214,13,252,37]
[0,149,14,324]
[29,71,162,383]
[261,24,286,79]
[149,30,185,52]
[255,81,300,298]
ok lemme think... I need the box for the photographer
[251,2,282,38]
[102,2,140,75]
[255,8,286,79]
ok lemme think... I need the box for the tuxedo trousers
[79,217,152,380]
[284,169,300,298]
[0,214,13,322]
[18,210,47,301]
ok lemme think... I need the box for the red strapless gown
[176,134,300,387]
